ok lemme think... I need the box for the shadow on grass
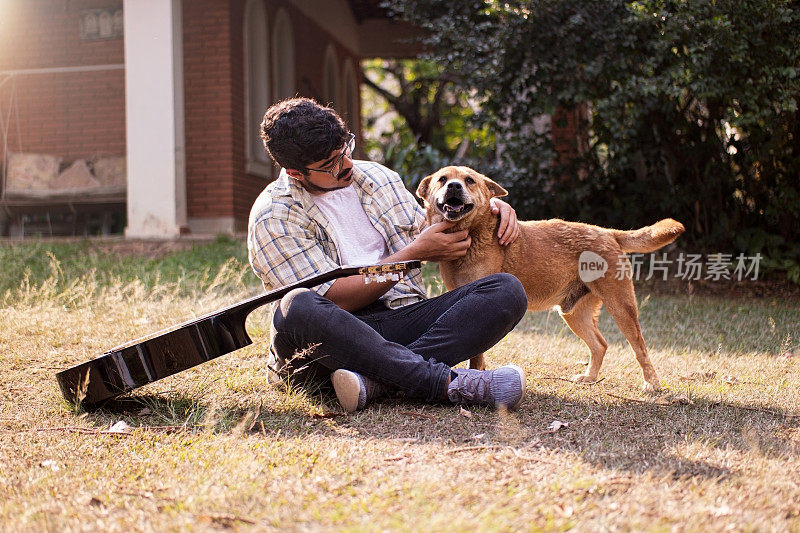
[66,290,799,483]
[80,384,800,483]
[361,391,798,482]
[515,292,799,360]
[83,384,344,436]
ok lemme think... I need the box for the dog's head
[416,166,508,226]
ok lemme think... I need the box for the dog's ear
[416,174,434,201]
[483,176,508,198]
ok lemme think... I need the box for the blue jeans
[270,273,527,402]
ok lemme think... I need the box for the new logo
[578,251,608,282]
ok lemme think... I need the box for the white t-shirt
[312,185,389,266]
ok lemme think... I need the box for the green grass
[1,238,799,531]
[0,235,258,302]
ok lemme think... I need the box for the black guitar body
[55,261,420,406]
[55,309,253,407]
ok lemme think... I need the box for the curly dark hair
[259,97,347,173]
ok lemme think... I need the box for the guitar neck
[101,261,420,354]
[227,266,361,318]
[213,260,421,320]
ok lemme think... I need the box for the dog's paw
[642,380,661,393]
[572,373,599,384]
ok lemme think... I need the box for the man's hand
[408,221,471,262]
[489,198,520,246]
[325,221,470,311]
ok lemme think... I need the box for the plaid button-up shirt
[247,160,428,309]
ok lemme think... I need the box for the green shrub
[389,0,800,281]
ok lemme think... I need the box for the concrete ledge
[187,216,236,235]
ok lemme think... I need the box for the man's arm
[323,221,470,311]
[324,198,521,311]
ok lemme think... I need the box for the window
[271,9,296,101]
[244,0,270,176]
[322,45,339,108]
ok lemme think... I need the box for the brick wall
[1,0,364,233]
[233,1,362,231]
[183,0,363,232]
[230,0,251,231]
[182,0,238,224]
[0,0,125,164]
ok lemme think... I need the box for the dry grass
[1,241,799,532]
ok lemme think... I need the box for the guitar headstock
[357,260,421,284]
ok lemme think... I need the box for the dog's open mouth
[437,197,474,219]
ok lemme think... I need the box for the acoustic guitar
[55,260,421,406]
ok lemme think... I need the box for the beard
[299,168,353,194]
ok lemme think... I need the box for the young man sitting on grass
[247,97,528,412]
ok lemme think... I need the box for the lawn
[1,238,799,531]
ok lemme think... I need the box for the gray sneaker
[331,369,387,412]
[447,364,526,409]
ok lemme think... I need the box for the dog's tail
[611,219,685,253]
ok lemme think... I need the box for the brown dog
[417,166,685,391]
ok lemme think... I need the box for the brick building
[0,0,419,237]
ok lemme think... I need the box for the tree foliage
[361,59,494,188]
[388,0,800,280]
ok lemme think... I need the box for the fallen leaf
[138,408,152,416]
[104,420,131,434]
[39,459,60,471]
[555,504,574,517]
[460,406,473,419]
[723,375,740,385]
[246,403,263,432]
[548,420,569,432]
[712,504,733,517]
